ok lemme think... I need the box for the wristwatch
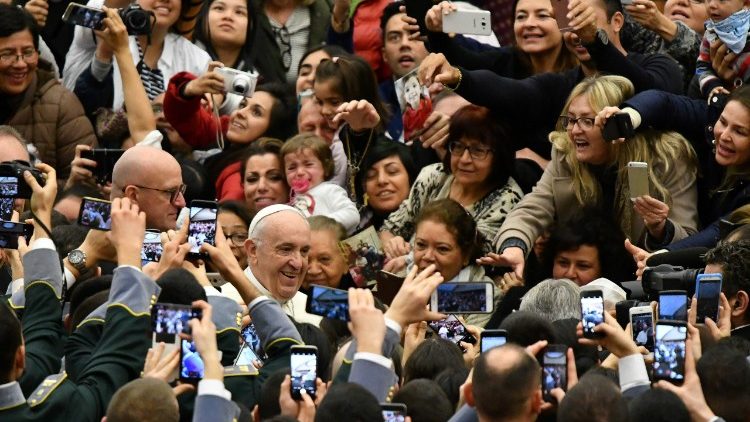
[67,249,87,272]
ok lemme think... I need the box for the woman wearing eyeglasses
[379,105,524,259]
[217,200,254,268]
[484,76,699,279]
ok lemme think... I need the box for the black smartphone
[428,314,477,347]
[653,321,687,384]
[62,2,105,29]
[381,403,408,422]
[187,200,218,260]
[80,148,125,185]
[375,270,405,306]
[404,0,432,34]
[151,303,202,343]
[241,323,265,359]
[305,285,349,321]
[695,274,722,323]
[0,176,21,199]
[77,197,112,231]
[658,290,688,321]
[602,113,635,141]
[430,282,494,314]
[179,339,204,384]
[581,290,605,338]
[141,229,163,265]
[0,221,33,250]
[542,344,568,401]
[480,329,507,352]
[0,198,13,220]
[290,345,318,400]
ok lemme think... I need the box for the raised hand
[332,100,381,132]
[477,247,526,279]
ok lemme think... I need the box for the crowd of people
[1,0,750,419]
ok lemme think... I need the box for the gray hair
[519,278,581,322]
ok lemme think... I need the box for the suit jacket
[192,394,240,422]
[495,146,699,253]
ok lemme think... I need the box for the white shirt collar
[0,381,25,409]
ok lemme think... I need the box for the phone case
[627,162,649,199]
[442,10,492,35]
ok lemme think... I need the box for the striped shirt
[136,43,165,101]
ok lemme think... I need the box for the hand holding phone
[305,285,350,321]
[77,197,112,231]
[653,321,687,384]
[658,290,688,321]
[290,345,318,400]
[541,345,568,402]
[580,290,605,338]
[602,113,635,142]
[62,3,105,29]
[629,305,654,352]
[627,162,649,199]
[442,9,492,35]
[428,314,477,348]
[188,200,218,259]
[480,329,507,352]
[695,274,722,323]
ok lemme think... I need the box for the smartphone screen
[63,3,105,29]
[151,303,201,343]
[428,314,476,346]
[234,342,260,366]
[306,285,349,321]
[188,202,218,256]
[433,282,493,313]
[630,311,654,351]
[0,221,32,250]
[0,176,19,198]
[659,292,688,321]
[542,345,567,400]
[180,339,204,383]
[141,230,163,265]
[0,198,14,219]
[381,404,407,422]
[481,330,507,352]
[240,323,264,357]
[653,323,687,383]
[581,292,604,338]
[78,197,112,231]
[290,346,317,400]
[696,275,722,322]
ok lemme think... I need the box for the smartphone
[187,200,218,259]
[580,290,605,338]
[615,299,639,329]
[658,290,688,321]
[290,345,318,400]
[206,272,227,287]
[430,282,494,314]
[375,270,405,306]
[234,342,260,366]
[602,113,635,142]
[428,314,477,347]
[141,229,163,265]
[62,2,105,29]
[241,323,264,358]
[695,273,722,323]
[305,285,349,321]
[381,403,408,422]
[629,305,654,352]
[80,149,125,185]
[0,176,20,199]
[180,339,204,384]
[404,0,432,34]
[0,198,13,220]
[550,0,573,32]
[442,9,492,35]
[627,162,649,199]
[542,344,568,401]
[151,303,202,343]
[77,197,112,231]
[0,221,33,250]
[481,329,508,352]
[653,321,687,384]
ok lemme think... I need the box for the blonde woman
[482,75,699,278]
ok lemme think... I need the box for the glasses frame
[130,184,187,204]
[448,141,493,160]
[0,49,38,65]
[226,232,249,247]
[559,115,596,131]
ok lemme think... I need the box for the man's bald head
[111,146,185,231]
[0,126,30,163]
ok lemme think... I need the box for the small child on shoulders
[280,133,360,234]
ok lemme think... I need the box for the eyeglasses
[559,115,596,131]
[448,142,493,160]
[0,49,37,65]
[226,232,248,246]
[129,183,187,203]
[272,26,292,71]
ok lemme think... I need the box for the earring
[711,139,716,154]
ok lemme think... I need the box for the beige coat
[495,147,699,253]
[6,63,96,178]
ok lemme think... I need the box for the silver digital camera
[216,67,258,98]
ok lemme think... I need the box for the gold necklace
[344,128,375,202]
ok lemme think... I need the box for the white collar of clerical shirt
[243,265,298,314]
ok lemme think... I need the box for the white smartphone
[442,9,492,36]
[627,161,649,199]
[629,305,654,352]
[430,282,494,314]
[62,3,105,29]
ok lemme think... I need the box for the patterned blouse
[381,163,524,254]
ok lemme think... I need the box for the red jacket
[163,71,230,149]
[352,0,392,82]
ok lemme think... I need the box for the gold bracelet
[446,68,462,91]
